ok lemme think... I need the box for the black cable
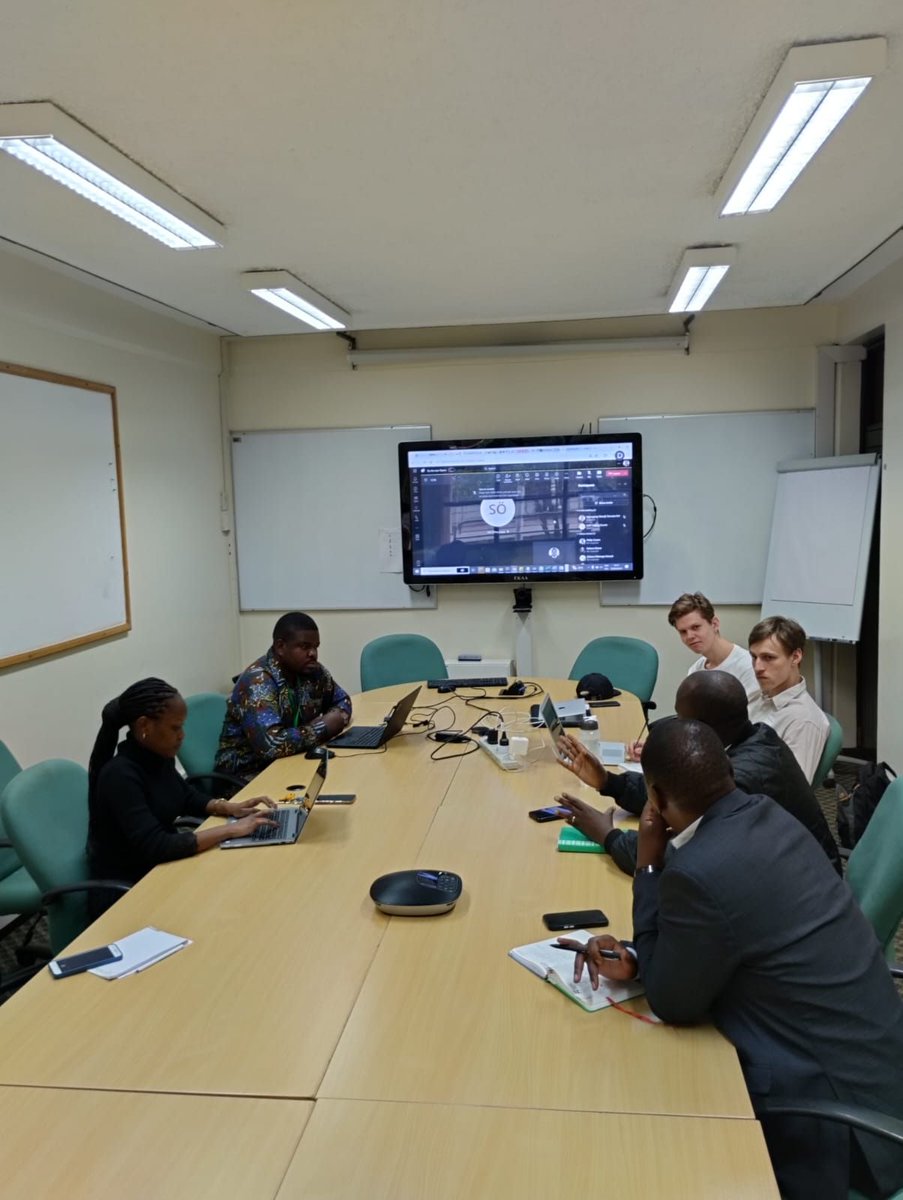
[642,493,658,540]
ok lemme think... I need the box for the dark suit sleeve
[604,829,638,875]
[602,770,647,816]
[632,866,742,1024]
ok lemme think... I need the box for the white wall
[225,305,837,713]
[0,247,238,768]
[837,256,903,768]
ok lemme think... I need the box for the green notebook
[557,825,605,854]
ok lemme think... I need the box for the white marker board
[231,425,435,610]
[0,361,130,669]
[761,454,880,642]
[598,410,815,605]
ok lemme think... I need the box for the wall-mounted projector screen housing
[399,434,643,585]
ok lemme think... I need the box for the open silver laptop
[220,759,326,848]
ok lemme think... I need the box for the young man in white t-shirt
[668,592,758,701]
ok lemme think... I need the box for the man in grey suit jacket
[563,718,903,1200]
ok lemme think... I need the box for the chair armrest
[175,816,203,832]
[0,837,12,850]
[42,880,131,906]
[758,1098,903,1145]
[184,771,245,798]
[838,846,851,860]
[890,963,903,979]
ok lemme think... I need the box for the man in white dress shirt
[668,592,758,701]
[747,615,829,785]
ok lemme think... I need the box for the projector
[370,869,463,916]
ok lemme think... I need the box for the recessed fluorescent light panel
[0,102,223,249]
[668,247,736,314]
[241,271,350,331]
[718,38,886,217]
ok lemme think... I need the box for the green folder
[557,825,605,854]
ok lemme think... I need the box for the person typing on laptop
[216,612,352,783]
[88,678,276,917]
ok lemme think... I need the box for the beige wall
[837,257,903,768]
[0,248,238,768]
[225,305,837,713]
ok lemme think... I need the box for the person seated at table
[559,718,903,1200]
[87,678,276,916]
[215,611,352,783]
[668,590,758,700]
[747,614,829,784]
[555,670,840,875]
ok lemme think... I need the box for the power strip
[474,735,521,771]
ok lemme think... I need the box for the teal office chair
[811,714,844,790]
[179,693,244,799]
[360,634,447,691]
[569,636,659,709]
[846,776,903,961]
[0,760,130,956]
[0,740,44,987]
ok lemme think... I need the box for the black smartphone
[316,793,357,805]
[589,700,621,708]
[542,909,609,931]
[48,944,124,978]
[529,806,570,823]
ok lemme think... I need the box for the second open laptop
[328,685,421,750]
[220,758,326,848]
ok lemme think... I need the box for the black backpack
[836,761,897,850]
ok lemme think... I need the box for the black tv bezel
[398,433,644,586]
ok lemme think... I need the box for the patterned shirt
[215,648,352,783]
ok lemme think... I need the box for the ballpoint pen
[550,943,622,960]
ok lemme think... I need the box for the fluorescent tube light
[667,248,736,313]
[241,271,350,331]
[0,137,217,248]
[0,102,224,249]
[717,39,886,217]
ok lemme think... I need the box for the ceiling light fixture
[0,102,223,249]
[667,247,736,313]
[241,271,350,331]
[717,38,886,217]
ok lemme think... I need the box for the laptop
[539,694,567,753]
[328,686,421,750]
[220,759,326,848]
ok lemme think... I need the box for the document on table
[89,927,191,979]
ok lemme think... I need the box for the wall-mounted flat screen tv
[399,433,643,585]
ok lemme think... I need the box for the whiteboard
[231,425,436,610]
[598,410,815,606]
[762,455,880,642]
[0,362,130,668]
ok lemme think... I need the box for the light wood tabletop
[0,1087,312,1200]
[277,1099,779,1200]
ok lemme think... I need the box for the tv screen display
[399,434,643,585]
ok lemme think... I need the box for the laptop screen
[540,694,565,751]
[302,760,327,811]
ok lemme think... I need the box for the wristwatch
[635,864,660,877]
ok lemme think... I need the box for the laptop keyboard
[342,726,384,748]
[427,677,508,689]
[251,808,296,842]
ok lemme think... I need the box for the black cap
[576,672,620,700]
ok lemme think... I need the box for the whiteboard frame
[761,453,880,643]
[0,360,131,669]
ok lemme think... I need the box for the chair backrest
[360,634,447,691]
[0,759,91,953]
[811,713,843,790]
[568,636,659,705]
[180,693,228,777]
[0,739,24,882]
[847,776,903,957]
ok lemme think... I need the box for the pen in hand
[551,942,622,960]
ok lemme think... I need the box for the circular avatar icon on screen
[548,546,560,559]
[480,498,515,528]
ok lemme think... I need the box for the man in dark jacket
[564,718,903,1200]
[556,670,841,875]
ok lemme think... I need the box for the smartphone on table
[529,806,570,823]
[48,943,123,978]
[542,909,609,931]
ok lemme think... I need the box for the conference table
[0,680,779,1198]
